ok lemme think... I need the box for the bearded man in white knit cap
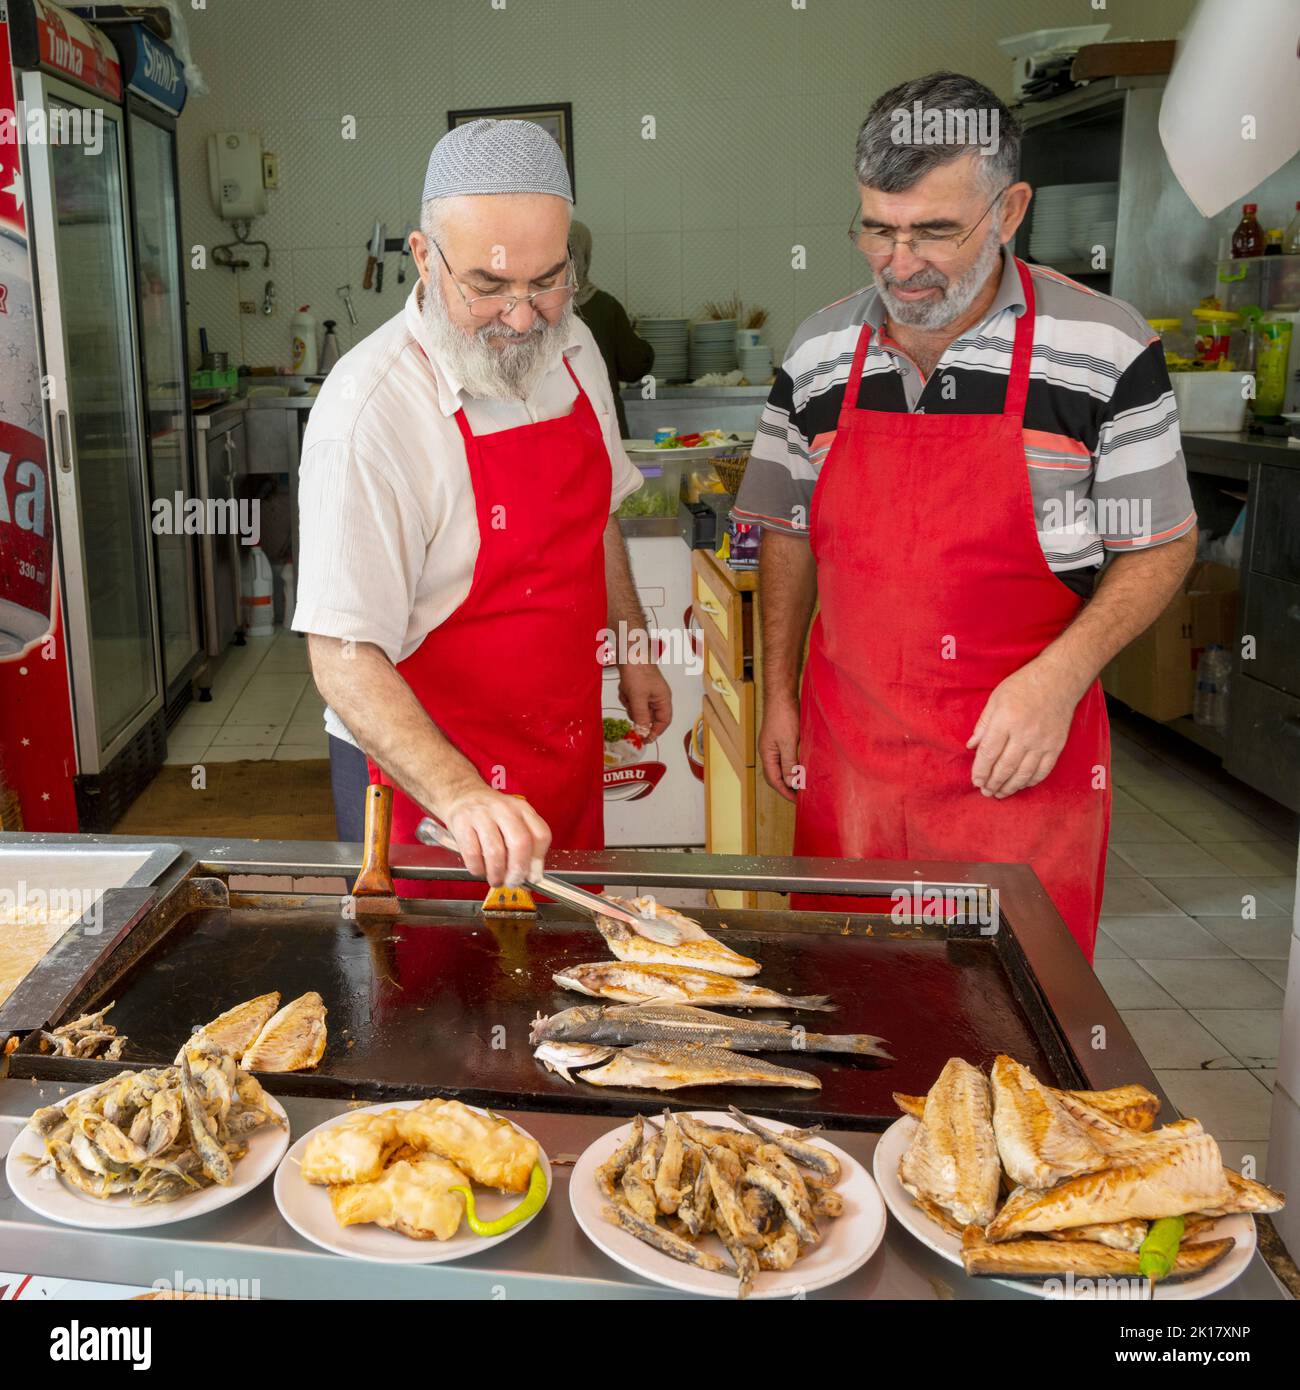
[295,120,670,890]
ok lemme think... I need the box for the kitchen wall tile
[625,233,683,320]
[681,230,740,322]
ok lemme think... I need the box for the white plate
[873,1115,1256,1301]
[625,437,752,463]
[4,1085,289,1231]
[273,1099,551,1264]
[571,1110,886,1299]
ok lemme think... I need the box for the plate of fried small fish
[7,1050,288,1229]
[874,1056,1286,1300]
[571,1107,885,1299]
[274,1099,551,1263]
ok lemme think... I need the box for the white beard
[422,280,572,401]
[875,226,1005,330]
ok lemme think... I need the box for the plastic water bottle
[1193,645,1232,731]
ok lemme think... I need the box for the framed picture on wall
[447,103,575,198]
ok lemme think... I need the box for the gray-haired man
[294,120,671,888]
[733,72,1196,958]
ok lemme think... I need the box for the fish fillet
[962,1229,1236,1282]
[1197,1169,1285,1217]
[896,1082,1162,1134]
[174,992,281,1064]
[578,1041,821,1091]
[553,961,833,1011]
[1052,1092,1202,1155]
[240,991,327,1071]
[595,914,760,977]
[1045,1219,1149,1252]
[990,1055,1110,1189]
[898,1058,1000,1228]
[985,1134,1232,1240]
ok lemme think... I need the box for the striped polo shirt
[733,251,1196,596]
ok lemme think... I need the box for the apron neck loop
[1002,257,1036,420]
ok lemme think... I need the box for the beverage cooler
[0,0,190,830]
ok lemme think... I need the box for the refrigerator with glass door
[0,0,163,830]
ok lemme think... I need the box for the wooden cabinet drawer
[703,646,755,762]
[692,548,751,680]
[1226,674,1300,813]
[1241,572,1300,697]
[702,696,755,909]
[1251,465,1300,584]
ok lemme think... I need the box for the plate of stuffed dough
[274,1099,551,1263]
[873,1055,1286,1301]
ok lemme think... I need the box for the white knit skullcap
[422,119,573,203]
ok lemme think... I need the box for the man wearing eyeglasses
[295,120,670,890]
[733,72,1196,960]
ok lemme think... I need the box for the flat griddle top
[44,900,1059,1130]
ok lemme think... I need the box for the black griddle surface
[60,902,1060,1130]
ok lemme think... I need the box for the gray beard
[422,281,572,401]
[875,228,1005,330]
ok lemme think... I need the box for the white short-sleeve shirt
[291,284,642,745]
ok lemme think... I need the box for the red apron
[792,260,1109,960]
[366,356,608,901]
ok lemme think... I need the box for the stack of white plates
[689,319,738,377]
[1029,182,1118,264]
[636,317,689,382]
[738,344,774,383]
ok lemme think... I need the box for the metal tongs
[414,816,682,942]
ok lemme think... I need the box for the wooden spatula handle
[352,782,395,898]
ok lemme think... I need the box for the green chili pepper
[1138,1215,1185,1283]
[454,1161,547,1237]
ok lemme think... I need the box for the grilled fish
[898,1057,1000,1228]
[577,1041,821,1091]
[600,894,690,946]
[1197,1168,1286,1217]
[174,992,281,1064]
[1045,1219,1149,1252]
[990,1055,1110,1189]
[533,1040,616,1083]
[985,1134,1232,1241]
[894,1081,1161,1134]
[240,991,327,1072]
[552,961,834,1011]
[596,904,759,977]
[962,1228,1236,1282]
[531,1002,886,1056]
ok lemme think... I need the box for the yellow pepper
[454,1162,547,1237]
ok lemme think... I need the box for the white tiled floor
[1099,714,1298,1176]
[166,628,328,763]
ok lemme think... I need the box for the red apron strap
[840,317,874,417]
[1003,258,1036,419]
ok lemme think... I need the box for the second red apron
[792,260,1109,960]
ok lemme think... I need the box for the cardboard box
[1102,562,1240,723]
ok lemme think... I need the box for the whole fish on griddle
[531,1003,887,1056]
[552,961,834,1012]
[596,897,760,977]
[576,1041,821,1091]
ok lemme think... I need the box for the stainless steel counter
[0,1084,1284,1300]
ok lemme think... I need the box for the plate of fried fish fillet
[873,1055,1286,1300]
[571,1107,885,1298]
[274,1098,551,1263]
